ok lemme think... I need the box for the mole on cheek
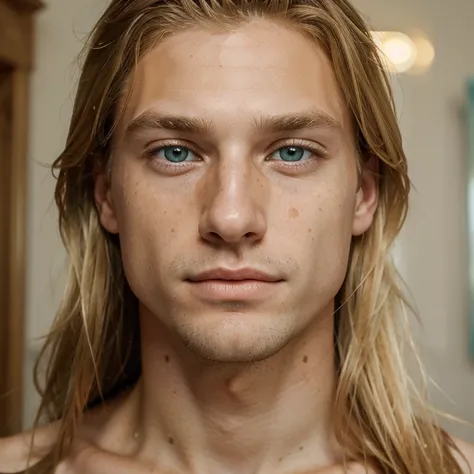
[288,207,299,219]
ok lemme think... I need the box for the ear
[94,171,119,234]
[352,157,379,236]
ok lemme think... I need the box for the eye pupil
[164,146,188,162]
[279,146,304,162]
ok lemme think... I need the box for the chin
[185,343,282,363]
[176,317,293,363]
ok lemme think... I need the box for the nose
[198,159,267,248]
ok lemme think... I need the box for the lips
[187,267,282,283]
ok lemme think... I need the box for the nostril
[199,209,267,245]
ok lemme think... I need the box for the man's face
[96,19,377,362]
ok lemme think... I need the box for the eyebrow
[252,109,341,133]
[125,110,216,137]
[124,107,341,138]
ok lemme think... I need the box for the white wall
[351,0,474,440]
[24,0,474,439]
[24,0,110,427]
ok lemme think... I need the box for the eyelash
[144,139,327,172]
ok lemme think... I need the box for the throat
[126,303,340,474]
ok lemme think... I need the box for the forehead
[121,19,351,134]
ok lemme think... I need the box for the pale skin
[1,18,473,474]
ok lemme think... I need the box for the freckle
[307,228,312,233]
[168,436,175,445]
[303,355,308,363]
[288,207,299,218]
[165,355,170,362]
[172,390,177,394]
[171,228,175,233]
[299,446,304,451]
[318,207,322,212]
[278,457,283,463]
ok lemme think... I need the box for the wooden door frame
[0,0,43,436]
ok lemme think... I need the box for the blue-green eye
[273,146,313,162]
[151,145,196,163]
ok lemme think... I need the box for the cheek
[289,177,356,239]
[110,172,187,293]
[289,186,356,296]
[301,207,353,265]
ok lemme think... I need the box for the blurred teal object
[468,78,474,359]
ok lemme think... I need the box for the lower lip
[186,279,281,300]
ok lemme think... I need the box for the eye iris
[279,146,304,162]
[164,146,188,163]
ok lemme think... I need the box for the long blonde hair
[29,0,467,472]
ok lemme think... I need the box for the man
[1,0,473,473]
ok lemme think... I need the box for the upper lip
[188,268,282,282]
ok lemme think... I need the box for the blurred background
[1,0,473,442]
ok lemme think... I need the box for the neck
[128,305,339,474]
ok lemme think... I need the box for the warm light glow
[371,31,418,73]
[384,38,416,67]
[412,34,435,71]
[371,31,435,74]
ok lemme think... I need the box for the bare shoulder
[0,392,140,474]
[0,434,27,473]
[453,437,474,473]
[0,423,91,474]
[0,423,59,473]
